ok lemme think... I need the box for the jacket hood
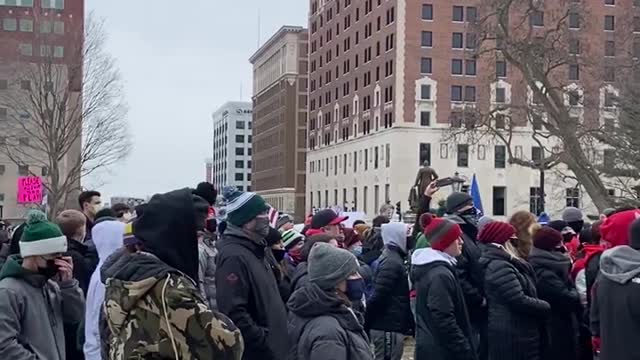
[600,245,640,284]
[381,222,408,253]
[0,255,49,287]
[92,220,125,266]
[528,247,572,276]
[134,188,208,283]
[583,244,605,264]
[411,248,456,282]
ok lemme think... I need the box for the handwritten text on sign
[17,177,43,204]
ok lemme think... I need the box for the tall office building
[0,0,84,220]
[249,26,309,221]
[211,101,253,192]
[306,0,634,218]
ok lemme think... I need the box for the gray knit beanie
[308,242,359,290]
[562,207,583,223]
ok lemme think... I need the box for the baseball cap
[311,209,349,229]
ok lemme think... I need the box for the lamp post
[452,172,466,192]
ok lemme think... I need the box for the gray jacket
[0,256,85,359]
[198,236,218,310]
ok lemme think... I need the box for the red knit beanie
[600,209,640,248]
[478,221,516,245]
[421,213,462,251]
[533,226,563,251]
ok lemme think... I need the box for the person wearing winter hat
[366,222,415,360]
[0,210,85,360]
[282,229,305,269]
[477,216,494,234]
[562,207,584,259]
[479,221,550,360]
[216,186,288,360]
[590,217,640,360]
[307,209,349,241]
[289,233,340,294]
[445,192,486,358]
[509,210,540,259]
[287,243,374,360]
[529,227,582,360]
[411,215,476,360]
[276,214,295,232]
[193,182,218,206]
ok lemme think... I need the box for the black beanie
[194,182,217,206]
[446,192,473,214]
[629,218,640,250]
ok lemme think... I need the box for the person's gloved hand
[591,336,601,353]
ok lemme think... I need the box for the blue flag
[470,174,484,216]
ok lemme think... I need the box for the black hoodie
[134,188,208,283]
[287,282,373,360]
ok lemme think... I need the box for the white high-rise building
[211,102,253,192]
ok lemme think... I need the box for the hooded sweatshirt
[101,188,243,359]
[83,220,125,360]
[0,255,85,360]
[591,246,640,360]
[287,282,373,360]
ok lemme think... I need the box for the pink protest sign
[17,177,43,204]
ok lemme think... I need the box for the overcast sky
[85,0,307,201]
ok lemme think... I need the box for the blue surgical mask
[350,245,363,257]
[346,278,365,301]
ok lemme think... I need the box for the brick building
[250,26,309,221]
[306,0,637,219]
[0,0,84,220]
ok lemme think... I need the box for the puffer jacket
[411,248,477,360]
[528,247,581,360]
[102,250,244,359]
[365,222,414,335]
[287,281,374,360]
[198,235,218,310]
[481,245,550,360]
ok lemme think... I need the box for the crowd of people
[0,180,638,360]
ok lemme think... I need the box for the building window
[235,160,244,168]
[605,0,615,4]
[493,187,506,216]
[374,147,379,169]
[422,4,433,20]
[495,145,506,168]
[235,135,245,143]
[234,173,244,181]
[604,15,615,31]
[603,149,616,169]
[453,5,464,21]
[419,143,431,165]
[569,64,580,80]
[530,187,542,215]
[530,10,544,27]
[604,91,615,107]
[19,137,29,146]
[235,121,245,129]
[467,6,477,22]
[568,91,581,106]
[19,19,33,32]
[465,60,477,75]
[235,147,244,156]
[495,87,506,103]
[421,57,432,74]
[569,39,580,55]
[451,85,463,101]
[53,46,64,58]
[42,0,64,9]
[566,188,580,208]
[495,60,507,78]
[604,66,615,82]
[0,108,6,121]
[0,165,4,175]
[353,187,358,210]
[452,32,463,48]
[457,144,469,167]
[386,144,390,167]
[3,18,17,31]
[495,114,506,129]
[532,146,543,162]
[451,59,463,75]
[604,40,615,56]
[53,21,64,34]
[421,84,431,100]
[569,12,580,29]
[464,86,476,102]
[353,151,357,172]
[18,165,29,176]
[420,111,431,126]
[18,43,32,56]
[421,31,432,47]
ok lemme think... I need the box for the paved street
[402,338,415,360]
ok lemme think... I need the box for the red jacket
[571,243,605,281]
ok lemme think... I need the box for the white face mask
[92,203,103,214]
[122,212,133,221]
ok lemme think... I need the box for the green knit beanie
[20,210,67,257]
[223,187,269,227]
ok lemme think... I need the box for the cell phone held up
[435,177,455,188]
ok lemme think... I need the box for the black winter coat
[528,247,582,360]
[65,238,99,295]
[216,225,289,360]
[481,245,550,360]
[448,215,486,323]
[412,249,477,360]
[290,261,309,294]
[365,246,415,335]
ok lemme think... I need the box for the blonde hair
[509,210,537,259]
[503,240,523,260]
[56,209,86,238]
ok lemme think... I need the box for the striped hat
[420,213,462,252]
[282,229,305,250]
[222,186,269,227]
[19,210,67,257]
[478,221,516,245]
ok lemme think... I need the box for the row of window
[0,164,48,177]
[421,4,477,23]
[18,43,64,58]
[1,18,64,33]
[234,173,252,181]
[0,0,64,9]
[0,79,53,93]
[309,144,391,175]
[310,184,391,216]
[421,31,477,50]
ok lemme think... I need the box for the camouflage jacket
[102,250,243,359]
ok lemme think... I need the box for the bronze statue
[408,161,438,211]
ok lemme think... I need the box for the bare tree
[0,14,130,217]
[443,0,639,212]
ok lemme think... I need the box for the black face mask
[205,218,217,233]
[38,259,59,279]
[406,236,416,252]
[272,248,286,262]
[459,207,479,226]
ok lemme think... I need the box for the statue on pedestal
[409,161,439,211]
